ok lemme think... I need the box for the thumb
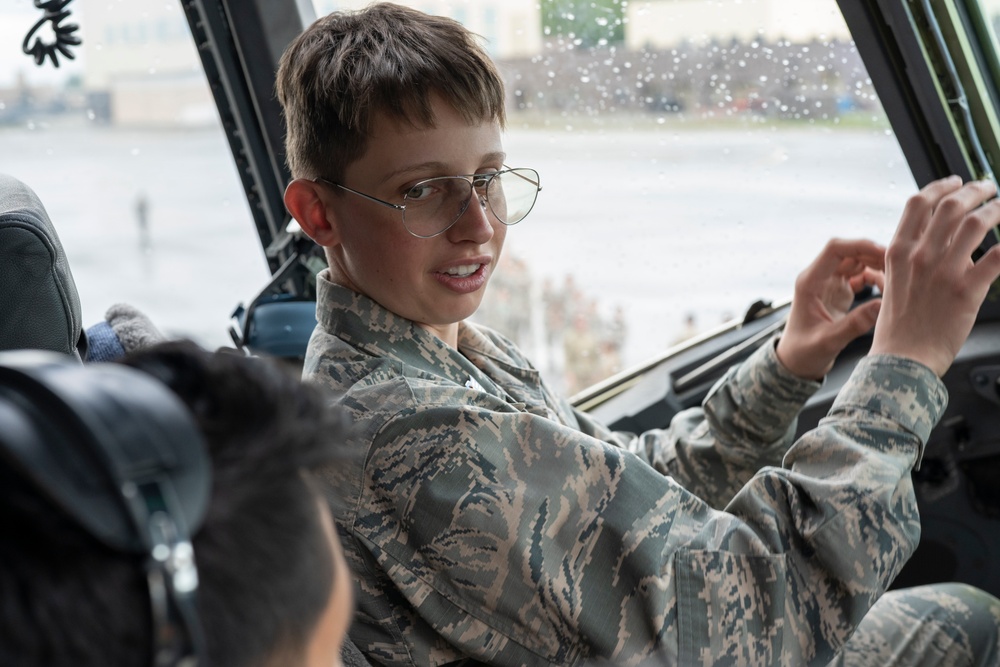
[833,299,882,346]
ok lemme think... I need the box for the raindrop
[87,109,96,120]
[131,148,141,156]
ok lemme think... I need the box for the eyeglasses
[317,167,542,238]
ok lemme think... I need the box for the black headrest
[0,350,210,552]
[0,350,210,664]
[0,174,86,359]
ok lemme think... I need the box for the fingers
[802,238,885,286]
[970,241,1000,286]
[949,197,1000,260]
[840,298,882,341]
[926,179,998,250]
[872,177,1000,376]
[894,175,964,242]
[848,267,884,293]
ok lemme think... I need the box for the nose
[445,187,495,243]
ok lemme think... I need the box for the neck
[418,321,460,349]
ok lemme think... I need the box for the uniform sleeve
[352,355,946,666]
[606,337,821,509]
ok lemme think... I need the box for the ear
[284,179,339,247]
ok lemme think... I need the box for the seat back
[0,174,85,358]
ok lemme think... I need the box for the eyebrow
[382,152,508,183]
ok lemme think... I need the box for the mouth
[433,258,492,294]
[442,263,483,278]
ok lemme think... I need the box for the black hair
[0,341,350,667]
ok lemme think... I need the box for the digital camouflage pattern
[305,272,966,667]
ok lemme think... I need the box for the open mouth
[442,264,483,278]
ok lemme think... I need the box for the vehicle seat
[0,173,86,359]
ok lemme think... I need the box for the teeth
[444,264,480,277]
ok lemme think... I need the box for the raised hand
[776,238,886,380]
[870,176,1000,376]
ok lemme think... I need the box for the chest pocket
[675,549,788,667]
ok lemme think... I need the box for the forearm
[629,337,820,507]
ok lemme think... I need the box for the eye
[403,182,439,202]
[471,172,498,191]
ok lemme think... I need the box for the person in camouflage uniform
[277,3,1000,665]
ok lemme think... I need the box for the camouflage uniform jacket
[305,274,946,667]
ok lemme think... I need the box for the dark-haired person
[279,3,1000,665]
[0,342,354,667]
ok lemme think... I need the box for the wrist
[775,336,827,381]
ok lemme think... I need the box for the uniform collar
[315,271,527,399]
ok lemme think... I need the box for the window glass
[3,2,916,393]
[981,0,1000,42]
[1,1,267,348]
[315,0,912,394]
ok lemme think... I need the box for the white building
[625,0,851,49]
[314,0,543,58]
[78,0,852,125]
[81,2,209,126]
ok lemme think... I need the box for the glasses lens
[402,177,472,237]
[491,169,540,225]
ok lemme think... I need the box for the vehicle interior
[3,0,1000,644]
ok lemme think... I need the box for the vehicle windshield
[3,0,981,393]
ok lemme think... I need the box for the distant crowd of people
[473,254,629,395]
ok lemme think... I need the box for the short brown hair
[276,2,507,182]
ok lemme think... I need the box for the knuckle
[963,207,997,232]
[905,192,934,216]
[885,241,910,264]
[935,196,965,220]
[909,247,933,272]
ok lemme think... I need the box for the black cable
[22,0,82,69]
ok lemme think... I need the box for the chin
[437,297,486,326]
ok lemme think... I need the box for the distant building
[77,0,852,127]
[81,3,208,126]
[625,0,851,49]
[316,0,543,58]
